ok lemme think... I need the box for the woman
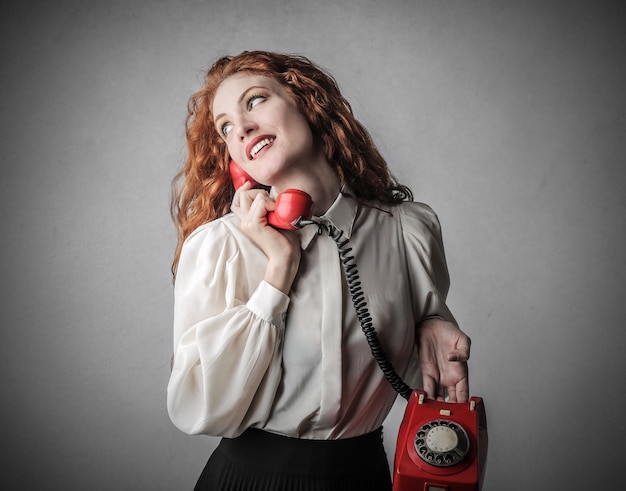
[167,51,471,490]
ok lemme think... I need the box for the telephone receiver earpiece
[229,160,314,230]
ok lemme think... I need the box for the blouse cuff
[247,281,291,327]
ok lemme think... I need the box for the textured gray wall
[1,1,625,489]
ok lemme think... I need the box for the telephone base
[393,390,488,491]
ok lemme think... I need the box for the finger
[435,383,446,402]
[455,377,470,403]
[447,348,470,362]
[422,375,436,401]
[234,179,253,196]
[249,192,274,224]
[448,342,471,362]
[231,180,253,212]
[239,188,269,217]
[447,385,458,403]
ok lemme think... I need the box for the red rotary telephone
[393,390,488,491]
[229,160,314,230]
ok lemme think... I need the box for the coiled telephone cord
[302,218,413,400]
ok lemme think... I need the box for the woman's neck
[308,171,341,216]
[273,157,341,216]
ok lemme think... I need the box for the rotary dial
[414,419,470,467]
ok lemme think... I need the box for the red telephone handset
[229,160,314,230]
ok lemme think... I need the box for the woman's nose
[235,116,258,141]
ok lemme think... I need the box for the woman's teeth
[250,138,274,158]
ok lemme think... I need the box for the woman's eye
[221,122,233,137]
[247,94,265,111]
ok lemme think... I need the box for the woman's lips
[246,136,275,160]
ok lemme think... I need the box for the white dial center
[426,426,459,452]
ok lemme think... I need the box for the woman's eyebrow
[214,86,266,123]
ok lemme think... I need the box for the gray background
[2,0,625,489]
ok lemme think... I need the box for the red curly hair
[171,51,413,276]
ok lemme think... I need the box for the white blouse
[167,191,455,439]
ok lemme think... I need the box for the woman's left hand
[418,318,471,403]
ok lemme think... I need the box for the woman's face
[212,73,317,186]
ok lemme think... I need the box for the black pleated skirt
[193,428,392,491]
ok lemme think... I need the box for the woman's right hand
[231,181,301,295]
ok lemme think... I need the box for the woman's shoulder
[184,213,241,243]
[180,213,244,261]
[393,201,441,231]
[355,198,441,236]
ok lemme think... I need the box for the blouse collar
[297,188,359,250]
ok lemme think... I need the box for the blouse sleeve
[166,220,290,437]
[399,202,457,325]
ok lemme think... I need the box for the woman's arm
[166,222,289,437]
[399,202,471,402]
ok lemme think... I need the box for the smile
[249,137,274,159]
